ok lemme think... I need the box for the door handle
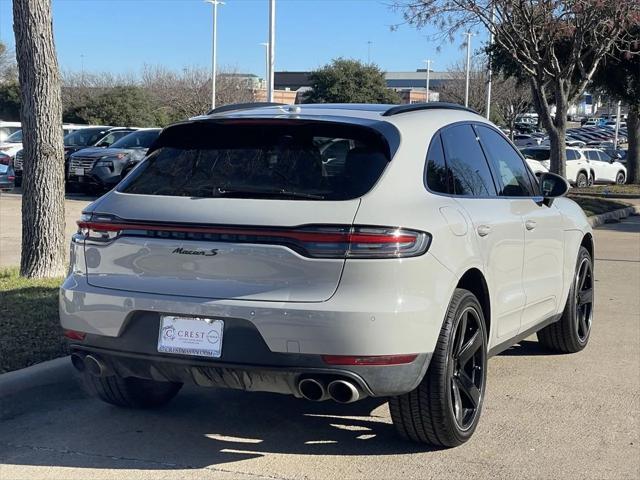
[525,220,537,231]
[477,225,491,237]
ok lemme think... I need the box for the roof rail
[382,102,478,117]
[207,102,287,116]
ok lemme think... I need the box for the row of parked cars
[0,122,160,193]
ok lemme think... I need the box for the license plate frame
[157,316,224,358]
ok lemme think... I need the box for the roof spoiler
[206,102,288,116]
[382,102,478,117]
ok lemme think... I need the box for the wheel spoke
[578,287,593,306]
[579,314,588,337]
[578,263,590,290]
[457,330,482,365]
[455,312,468,357]
[451,379,463,424]
[456,372,480,408]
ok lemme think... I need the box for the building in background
[273,70,444,104]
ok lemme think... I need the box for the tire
[537,246,593,353]
[84,373,182,409]
[616,171,626,185]
[389,288,488,447]
[576,172,588,188]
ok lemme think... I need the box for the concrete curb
[569,192,640,199]
[588,205,640,228]
[0,356,72,399]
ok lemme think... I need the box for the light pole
[205,0,224,110]
[367,40,373,63]
[464,31,473,108]
[267,0,276,102]
[485,5,495,119]
[614,100,621,149]
[423,59,432,103]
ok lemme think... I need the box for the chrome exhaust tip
[327,379,361,404]
[298,378,328,401]
[70,353,85,372]
[84,354,112,377]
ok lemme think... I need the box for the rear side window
[120,122,390,201]
[476,125,534,197]
[425,133,449,194]
[567,150,580,161]
[441,124,497,197]
[521,148,550,161]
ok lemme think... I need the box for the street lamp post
[464,31,473,108]
[423,59,432,103]
[205,0,224,110]
[267,0,276,102]
[485,5,495,119]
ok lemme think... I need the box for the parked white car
[0,121,20,143]
[0,124,93,161]
[520,146,592,187]
[61,102,594,448]
[581,148,627,184]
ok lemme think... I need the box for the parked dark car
[0,152,15,191]
[12,127,138,187]
[67,128,161,192]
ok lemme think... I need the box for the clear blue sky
[0,0,487,77]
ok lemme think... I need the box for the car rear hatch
[81,117,399,302]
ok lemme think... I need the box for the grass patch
[0,268,66,374]
[571,184,640,195]
[568,196,631,217]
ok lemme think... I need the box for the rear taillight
[76,215,431,259]
[322,354,418,365]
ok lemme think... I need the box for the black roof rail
[207,102,287,115]
[382,102,478,117]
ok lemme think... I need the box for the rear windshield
[520,148,550,161]
[120,122,390,200]
[64,128,110,147]
[110,130,160,149]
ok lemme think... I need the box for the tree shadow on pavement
[498,339,556,356]
[0,375,436,472]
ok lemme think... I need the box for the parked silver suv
[60,103,594,447]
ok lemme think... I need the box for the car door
[440,124,526,340]
[475,125,565,332]
[595,150,618,182]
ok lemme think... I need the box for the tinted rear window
[120,122,390,200]
[521,148,550,161]
[110,130,160,149]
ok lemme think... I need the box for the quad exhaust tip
[70,353,112,377]
[298,378,328,401]
[327,379,361,404]
[298,377,362,403]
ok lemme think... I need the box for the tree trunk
[549,87,569,179]
[13,0,66,278]
[530,79,567,178]
[627,103,640,185]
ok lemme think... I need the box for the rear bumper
[60,253,456,396]
[67,309,430,397]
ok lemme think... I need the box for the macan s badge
[171,247,218,257]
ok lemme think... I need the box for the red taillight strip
[321,354,418,366]
[77,221,417,244]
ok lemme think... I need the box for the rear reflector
[63,329,86,341]
[321,354,418,366]
[77,216,431,259]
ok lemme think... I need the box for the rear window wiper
[215,187,325,200]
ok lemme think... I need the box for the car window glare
[476,125,534,197]
[440,124,497,197]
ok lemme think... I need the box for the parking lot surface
[0,213,638,480]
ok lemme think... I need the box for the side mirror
[539,172,569,207]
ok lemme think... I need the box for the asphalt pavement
[0,216,638,480]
